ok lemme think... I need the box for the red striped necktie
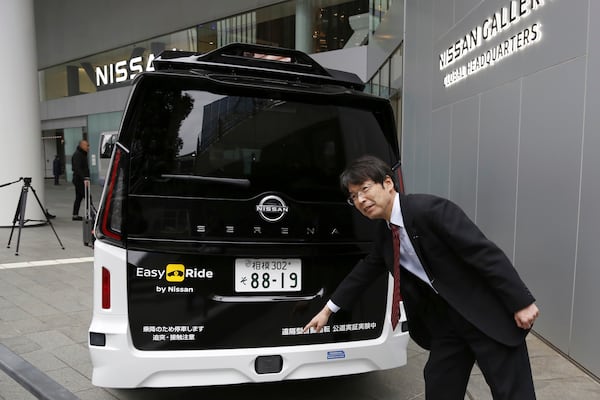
[390,224,402,330]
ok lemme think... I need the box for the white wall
[0,0,45,226]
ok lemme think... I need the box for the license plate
[235,258,301,292]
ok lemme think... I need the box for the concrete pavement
[0,179,599,399]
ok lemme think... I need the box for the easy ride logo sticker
[134,263,214,294]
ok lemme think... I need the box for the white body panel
[89,240,409,388]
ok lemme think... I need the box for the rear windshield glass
[127,79,394,201]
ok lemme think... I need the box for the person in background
[52,154,62,185]
[71,140,90,221]
[304,155,539,400]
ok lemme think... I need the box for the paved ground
[0,180,599,399]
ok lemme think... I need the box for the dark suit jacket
[330,193,535,350]
[72,146,90,181]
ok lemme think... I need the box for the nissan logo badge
[256,195,288,223]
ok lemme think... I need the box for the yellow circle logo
[166,264,185,282]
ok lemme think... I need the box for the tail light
[96,145,127,244]
[102,267,111,309]
[392,161,405,194]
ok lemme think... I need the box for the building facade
[35,0,396,185]
[2,0,597,381]
[403,0,600,379]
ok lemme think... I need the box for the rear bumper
[88,314,409,388]
[90,241,409,388]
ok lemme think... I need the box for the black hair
[339,155,393,194]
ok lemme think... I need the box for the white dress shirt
[389,193,432,287]
[327,193,432,313]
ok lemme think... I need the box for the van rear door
[118,73,399,350]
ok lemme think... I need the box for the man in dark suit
[71,139,90,221]
[52,155,62,185]
[304,155,539,400]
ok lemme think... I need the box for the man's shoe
[72,215,83,221]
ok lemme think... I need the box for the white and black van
[88,43,409,388]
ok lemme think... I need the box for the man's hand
[514,303,539,330]
[303,305,333,333]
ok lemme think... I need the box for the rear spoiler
[153,43,365,91]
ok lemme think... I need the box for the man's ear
[383,175,395,192]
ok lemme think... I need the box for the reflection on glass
[127,79,391,202]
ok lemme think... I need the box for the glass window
[314,0,368,51]
[39,28,197,101]
[126,78,391,202]
[39,0,370,101]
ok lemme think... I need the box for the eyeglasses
[346,183,374,206]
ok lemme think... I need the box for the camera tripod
[6,177,64,256]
